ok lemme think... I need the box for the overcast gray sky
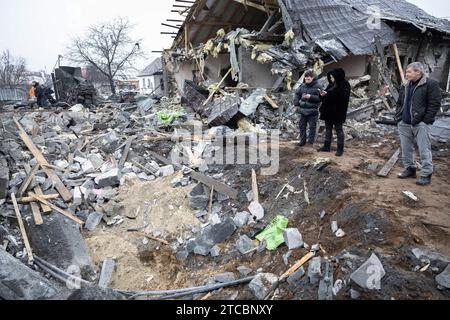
[0,0,449,74]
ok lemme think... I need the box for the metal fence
[0,86,28,102]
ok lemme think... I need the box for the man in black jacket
[395,62,442,186]
[294,70,322,147]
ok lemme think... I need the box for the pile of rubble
[1,80,449,300]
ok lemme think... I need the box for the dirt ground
[83,134,450,299]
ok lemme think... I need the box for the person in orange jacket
[29,81,37,98]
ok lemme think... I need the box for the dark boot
[397,167,417,179]
[335,143,344,157]
[416,175,432,186]
[319,141,331,152]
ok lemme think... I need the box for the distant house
[138,58,164,97]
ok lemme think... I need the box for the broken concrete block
[331,221,339,233]
[176,249,189,261]
[213,272,236,283]
[308,257,322,284]
[54,159,69,169]
[233,211,250,228]
[350,253,386,290]
[350,289,361,299]
[194,245,210,256]
[72,187,82,208]
[235,235,257,254]
[88,154,104,169]
[287,267,306,285]
[204,218,236,245]
[209,213,222,225]
[99,259,116,289]
[85,212,104,232]
[283,228,304,250]
[0,248,57,300]
[159,165,175,177]
[311,244,321,252]
[249,273,278,300]
[95,168,121,188]
[248,201,264,221]
[81,160,96,174]
[237,266,253,276]
[210,245,221,257]
[436,264,450,289]
[335,229,346,238]
[189,184,209,210]
[80,180,94,197]
[0,156,9,199]
[25,214,95,278]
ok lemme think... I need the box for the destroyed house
[163,0,450,96]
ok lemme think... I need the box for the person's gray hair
[407,62,425,74]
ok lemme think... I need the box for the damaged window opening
[1,0,450,303]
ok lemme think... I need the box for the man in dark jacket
[294,70,323,146]
[395,62,442,186]
[318,68,351,156]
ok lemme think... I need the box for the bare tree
[66,17,144,95]
[0,50,28,87]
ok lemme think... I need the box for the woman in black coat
[319,68,351,156]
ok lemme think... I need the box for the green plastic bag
[256,215,289,251]
[157,111,179,125]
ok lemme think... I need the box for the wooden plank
[147,150,239,200]
[16,194,59,203]
[280,251,315,281]
[24,164,52,213]
[392,43,406,84]
[231,0,268,12]
[252,169,259,203]
[202,68,232,106]
[68,153,74,165]
[18,163,39,196]
[264,95,279,109]
[119,137,135,168]
[29,193,84,225]
[11,193,34,264]
[190,171,239,200]
[377,148,401,177]
[30,202,44,226]
[14,118,72,202]
[34,187,52,213]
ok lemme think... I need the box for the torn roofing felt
[344,0,450,35]
[282,0,397,59]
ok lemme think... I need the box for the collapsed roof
[171,0,450,60]
[138,58,163,77]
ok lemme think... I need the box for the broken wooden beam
[119,136,135,168]
[377,148,401,177]
[14,118,72,202]
[14,194,59,203]
[203,68,232,106]
[29,193,84,225]
[147,150,239,200]
[24,164,51,213]
[30,202,44,226]
[264,95,279,109]
[392,43,406,84]
[280,251,315,281]
[252,169,259,203]
[11,193,34,264]
[18,163,39,196]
